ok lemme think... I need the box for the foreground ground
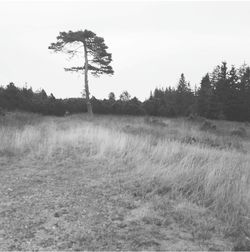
[0,113,250,250]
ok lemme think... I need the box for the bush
[188,114,206,123]
[181,136,197,145]
[144,117,168,127]
[200,120,216,131]
[230,127,247,138]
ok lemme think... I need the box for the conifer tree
[108,92,116,102]
[176,73,193,115]
[49,29,114,116]
[210,62,230,118]
[238,64,250,120]
[120,91,131,101]
[177,73,190,94]
[197,74,212,117]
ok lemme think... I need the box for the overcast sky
[0,1,250,100]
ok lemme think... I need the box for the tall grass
[0,112,249,240]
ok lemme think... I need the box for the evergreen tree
[49,29,114,116]
[197,74,213,117]
[177,73,190,94]
[225,66,240,120]
[212,62,230,118]
[120,91,131,101]
[238,64,250,120]
[176,73,193,115]
[108,92,116,102]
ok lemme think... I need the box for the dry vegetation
[0,112,250,250]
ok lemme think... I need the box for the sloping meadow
[0,113,249,248]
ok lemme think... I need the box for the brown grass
[0,112,249,250]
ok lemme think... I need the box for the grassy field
[0,112,250,251]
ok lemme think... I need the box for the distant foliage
[1,61,250,121]
[143,62,250,122]
[0,84,144,116]
[0,83,65,116]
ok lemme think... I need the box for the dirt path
[0,151,232,251]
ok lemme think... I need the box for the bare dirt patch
[0,148,233,251]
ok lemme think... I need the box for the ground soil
[0,148,232,251]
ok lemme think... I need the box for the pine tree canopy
[177,73,191,93]
[48,29,114,77]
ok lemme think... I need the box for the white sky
[0,1,250,100]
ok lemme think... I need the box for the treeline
[0,62,250,121]
[146,62,250,121]
[0,84,66,116]
[0,84,144,116]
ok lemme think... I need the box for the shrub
[144,116,168,127]
[188,114,206,123]
[200,120,216,131]
[181,136,197,145]
[230,127,247,138]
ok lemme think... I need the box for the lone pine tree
[49,29,114,116]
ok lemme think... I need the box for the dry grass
[0,112,250,250]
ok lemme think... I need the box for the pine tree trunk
[83,41,93,116]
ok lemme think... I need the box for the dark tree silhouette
[120,91,131,101]
[197,74,213,117]
[1,62,250,122]
[176,73,194,115]
[49,29,114,116]
[108,92,116,102]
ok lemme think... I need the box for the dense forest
[0,62,250,121]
